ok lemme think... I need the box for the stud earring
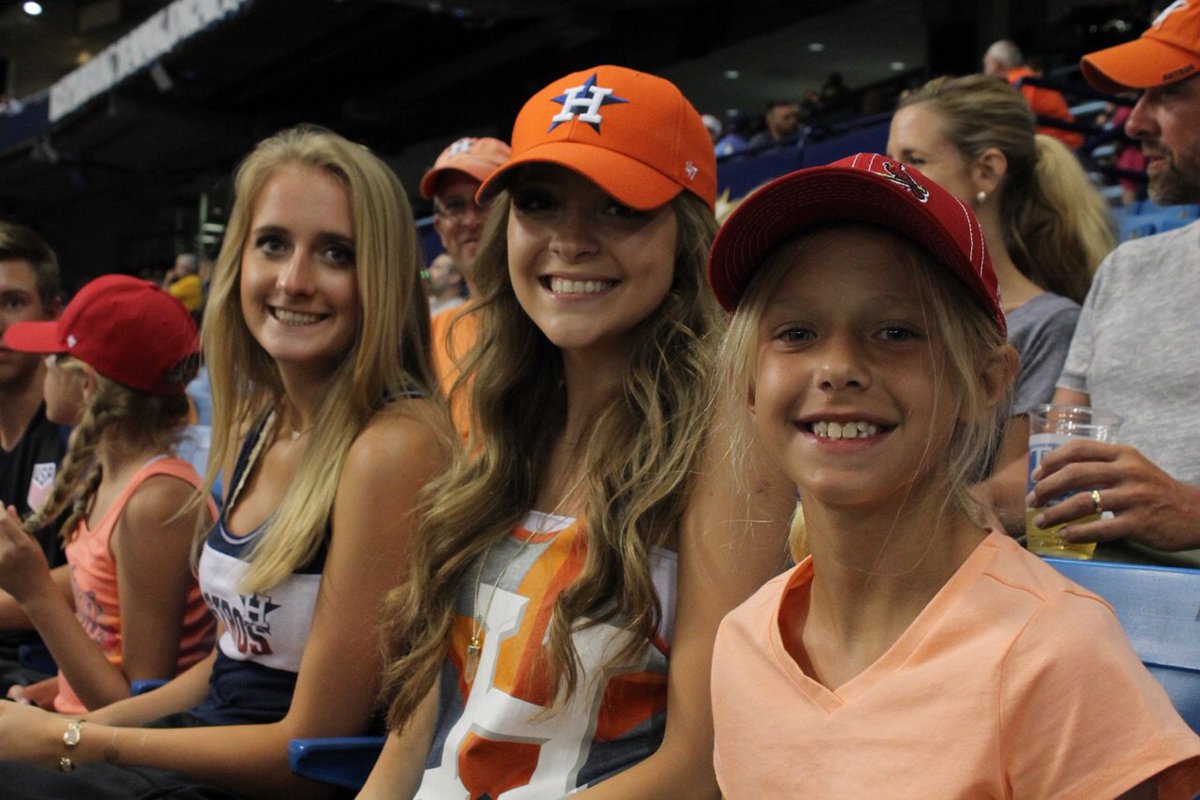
[975,190,987,205]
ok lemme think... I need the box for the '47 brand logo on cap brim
[548,73,629,133]
[881,161,930,202]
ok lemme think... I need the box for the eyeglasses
[434,195,486,223]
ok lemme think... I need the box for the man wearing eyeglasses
[420,137,511,439]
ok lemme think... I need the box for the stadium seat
[1044,557,1200,733]
[288,735,387,790]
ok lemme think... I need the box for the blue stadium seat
[288,735,386,790]
[1157,217,1195,233]
[1043,557,1200,733]
[1118,219,1157,241]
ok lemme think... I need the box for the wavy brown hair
[901,74,1115,304]
[380,187,720,730]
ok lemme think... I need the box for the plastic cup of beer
[1026,404,1123,559]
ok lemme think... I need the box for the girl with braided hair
[0,275,214,713]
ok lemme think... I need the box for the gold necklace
[464,474,584,685]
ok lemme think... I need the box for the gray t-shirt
[1008,291,1080,416]
[1059,219,1200,567]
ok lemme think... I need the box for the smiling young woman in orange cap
[0,275,215,715]
[365,65,793,798]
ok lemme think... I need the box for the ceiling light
[808,42,825,53]
[23,2,44,15]
[890,61,906,71]
[723,70,740,80]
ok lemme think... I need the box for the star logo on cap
[880,161,930,202]
[67,334,77,348]
[447,137,473,155]
[1153,0,1188,28]
[548,73,629,133]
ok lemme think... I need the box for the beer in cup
[1026,404,1122,559]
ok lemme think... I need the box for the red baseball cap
[1081,1,1200,92]
[477,65,716,211]
[3,274,198,395]
[419,137,512,200]
[707,153,1005,336]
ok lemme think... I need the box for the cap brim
[477,141,683,211]
[1082,38,1200,93]
[2,320,64,354]
[709,168,981,313]
[419,158,505,200]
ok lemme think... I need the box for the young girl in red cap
[364,66,793,797]
[706,154,1200,798]
[0,125,449,798]
[0,275,214,713]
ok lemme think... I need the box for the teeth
[550,277,615,294]
[812,421,879,439]
[273,309,324,325]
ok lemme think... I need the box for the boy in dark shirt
[0,220,66,692]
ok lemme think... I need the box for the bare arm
[1052,387,1090,407]
[576,422,794,799]
[53,473,212,711]
[86,648,216,727]
[974,416,1030,536]
[0,403,447,799]
[0,564,70,631]
[356,682,440,800]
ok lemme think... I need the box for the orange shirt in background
[431,304,479,442]
[1007,66,1085,149]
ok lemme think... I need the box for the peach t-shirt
[712,532,1200,799]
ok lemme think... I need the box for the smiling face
[749,226,961,510]
[506,164,677,365]
[1126,73,1200,205]
[239,164,361,383]
[886,103,978,207]
[433,172,489,276]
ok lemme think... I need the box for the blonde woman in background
[888,74,1116,533]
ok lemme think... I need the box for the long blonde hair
[380,187,720,730]
[901,74,1115,304]
[202,125,433,593]
[24,370,190,540]
[719,225,1012,557]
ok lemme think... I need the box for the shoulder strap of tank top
[224,409,275,513]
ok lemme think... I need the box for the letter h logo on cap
[548,74,629,132]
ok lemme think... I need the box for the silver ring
[1091,489,1103,515]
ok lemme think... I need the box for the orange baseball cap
[477,65,716,211]
[419,137,512,200]
[1081,1,1200,92]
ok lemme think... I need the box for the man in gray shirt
[1027,2,1200,565]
